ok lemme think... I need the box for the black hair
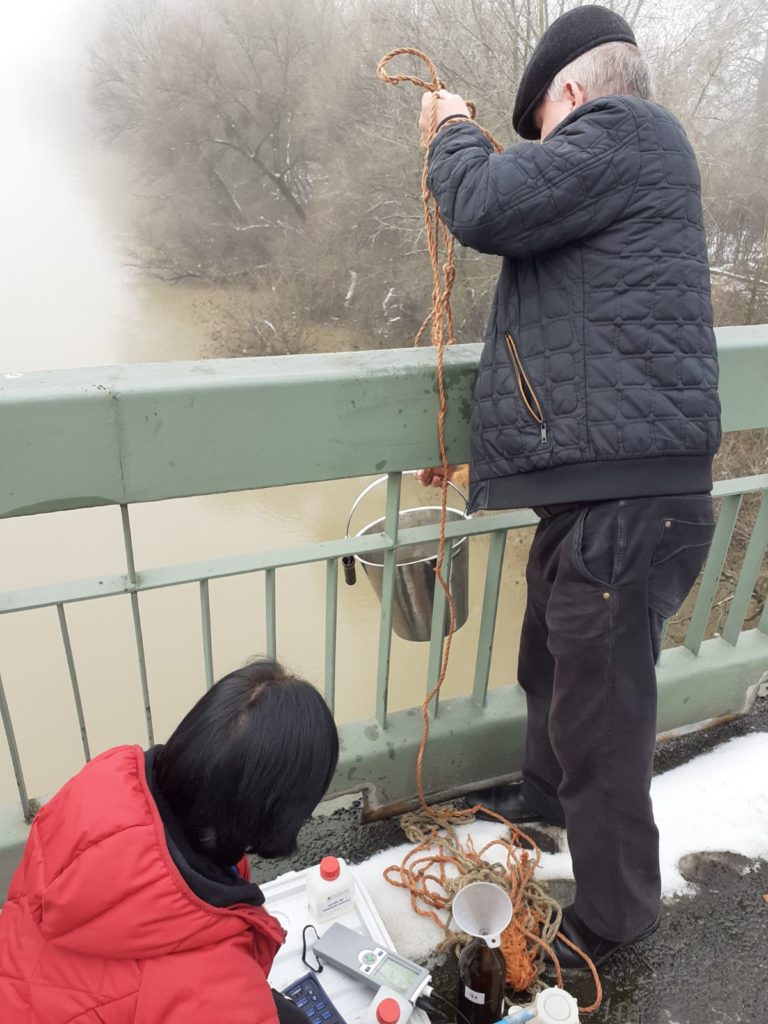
[154,660,339,865]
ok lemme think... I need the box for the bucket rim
[354,505,469,568]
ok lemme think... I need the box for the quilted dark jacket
[428,96,721,511]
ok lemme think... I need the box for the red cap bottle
[376,998,401,1024]
[320,856,340,881]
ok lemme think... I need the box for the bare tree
[90,0,768,345]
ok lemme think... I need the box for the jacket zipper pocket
[505,333,548,444]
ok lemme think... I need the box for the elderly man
[418,6,721,967]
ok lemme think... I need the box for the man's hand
[416,465,458,487]
[419,90,470,146]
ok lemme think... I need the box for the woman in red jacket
[0,660,339,1023]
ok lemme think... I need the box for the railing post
[120,505,154,744]
[375,473,402,728]
[57,604,91,761]
[324,559,339,713]
[685,494,742,655]
[426,543,454,716]
[265,568,277,660]
[0,669,32,821]
[472,530,508,707]
[199,579,214,690]
[722,492,768,646]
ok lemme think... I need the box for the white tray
[263,865,430,1024]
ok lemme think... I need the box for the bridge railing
[1,328,767,856]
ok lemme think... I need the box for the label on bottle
[463,987,486,1006]
[318,890,354,917]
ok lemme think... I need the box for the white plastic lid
[536,988,579,1024]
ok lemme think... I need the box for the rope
[376,49,603,1013]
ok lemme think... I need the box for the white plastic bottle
[306,855,356,923]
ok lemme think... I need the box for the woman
[0,660,339,1023]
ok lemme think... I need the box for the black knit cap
[513,4,636,140]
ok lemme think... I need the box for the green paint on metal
[685,494,742,655]
[0,510,538,616]
[426,543,453,717]
[0,670,30,821]
[265,568,277,660]
[324,559,338,713]
[200,580,214,691]
[722,493,768,645]
[713,473,768,497]
[2,334,765,520]
[129,591,154,745]
[2,338,768,827]
[57,604,91,761]
[472,530,508,707]
[120,506,154,744]
[375,474,402,728]
[0,348,478,518]
[334,686,527,813]
[331,631,767,814]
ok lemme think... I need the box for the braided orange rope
[376,49,603,1013]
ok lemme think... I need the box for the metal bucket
[346,474,470,642]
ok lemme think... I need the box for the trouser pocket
[647,516,715,619]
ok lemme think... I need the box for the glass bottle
[456,937,507,1024]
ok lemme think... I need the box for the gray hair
[546,41,653,103]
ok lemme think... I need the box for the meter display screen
[374,957,421,994]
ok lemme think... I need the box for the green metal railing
[1,328,768,831]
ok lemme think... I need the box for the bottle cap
[320,856,340,881]
[376,998,401,1024]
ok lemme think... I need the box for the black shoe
[547,905,661,971]
[462,783,566,828]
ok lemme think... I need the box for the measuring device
[312,923,432,1004]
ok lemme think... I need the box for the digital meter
[312,923,431,1003]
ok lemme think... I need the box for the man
[417,6,721,968]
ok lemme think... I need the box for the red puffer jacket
[0,745,285,1022]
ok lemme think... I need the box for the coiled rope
[376,49,602,1013]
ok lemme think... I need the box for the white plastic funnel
[451,882,513,948]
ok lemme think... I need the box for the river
[0,0,529,807]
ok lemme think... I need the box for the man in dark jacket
[418,6,721,968]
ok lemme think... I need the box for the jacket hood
[16,745,285,961]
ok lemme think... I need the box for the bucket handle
[345,470,469,540]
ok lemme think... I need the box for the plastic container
[306,855,356,923]
[261,862,428,1024]
[506,987,580,1024]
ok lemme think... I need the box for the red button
[376,998,401,1024]
[320,856,340,881]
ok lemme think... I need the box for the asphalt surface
[252,696,768,1024]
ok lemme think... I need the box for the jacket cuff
[435,113,472,133]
